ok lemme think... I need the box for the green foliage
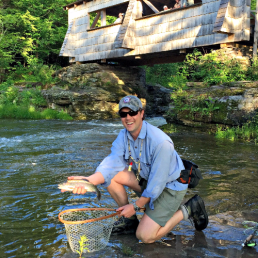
[5,86,19,103]
[90,12,117,27]
[246,57,258,80]
[107,15,117,24]
[0,104,42,119]
[0,86,47,106]
[201,96,220,116]
[0,0,70,81]
[144,63,187,89]
[76,235,89,258]
[215,113,258,143]
[7,59,60,86]
[41,109,72,120]
[144,50,258,143]
[180,49,247,85]
[19,88,47,106]
[251,0,256,10]
[159,123,177,134]
[145,50,258,90]
[0,85,72,120]
[0,103,72,120]
[170,89,220,119]
[121,244,134,256]
[0,79,14,91]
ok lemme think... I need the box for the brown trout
[58,179,101,200]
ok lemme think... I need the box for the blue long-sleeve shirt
[96,121,188,210]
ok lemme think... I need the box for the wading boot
[111,215,139,235]
[183,194,208,231]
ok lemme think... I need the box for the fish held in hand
[58,179,101,200]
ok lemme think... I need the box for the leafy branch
[76,235,89,258]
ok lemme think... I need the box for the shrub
[247,57,258,80]
[181,49,247,85]
[144,63,186,88]
[144,49,256,90]
[4,59,60,87]
[215,112,258,143]
[0,85,73,120]
[19,88,47,106]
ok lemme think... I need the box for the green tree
[90,12,117,27]
[0,0,70,81]
[251,0,256,10]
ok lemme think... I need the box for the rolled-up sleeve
[141,140,180,209]
[95,130,127,187]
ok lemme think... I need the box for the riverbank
[1,49,258,142]
[0,85,73,120]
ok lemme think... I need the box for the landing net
[58,208,119,253]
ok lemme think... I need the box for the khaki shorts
[133,172,187,227]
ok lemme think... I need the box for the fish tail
[97,189,101,200]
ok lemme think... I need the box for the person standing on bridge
[62,95,208,242]
[163,5,171,11]
[173,0,181,8]
[114,13,124,24]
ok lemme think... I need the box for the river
[0,118,257,258]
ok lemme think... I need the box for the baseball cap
[119,95,143,112]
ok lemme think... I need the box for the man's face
[120,107,144,137]
[164,6,168,10]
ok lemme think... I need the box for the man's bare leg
[107,168,141,234]
[136,210,184,243]
[107,168,142,207]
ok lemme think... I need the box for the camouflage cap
[119,95,143,112]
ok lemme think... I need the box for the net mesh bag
[58,208,119,253]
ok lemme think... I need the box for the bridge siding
[60,0,250,62]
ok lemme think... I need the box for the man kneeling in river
[61,95,208,242]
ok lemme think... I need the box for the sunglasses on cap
[119,109,140,118]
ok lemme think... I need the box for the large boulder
[42,63,170,120]
[42,63,147,119]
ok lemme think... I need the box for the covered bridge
[59,0,254,65]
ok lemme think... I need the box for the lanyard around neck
[128,138,144,181]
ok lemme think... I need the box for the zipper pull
[128,162,133,171]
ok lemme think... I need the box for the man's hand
[60,176,88,194]
[116,204,136,218]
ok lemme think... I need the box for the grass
[215,122,258,143]
[159,124,177,134]
[121,244,135,257]
[0,104,73,120]
[0,85,73,120]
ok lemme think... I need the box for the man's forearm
[135,196,150,208]
[87,172,105,185]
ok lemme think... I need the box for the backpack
[177,159,202,188]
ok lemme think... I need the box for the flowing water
[0,118,257,258]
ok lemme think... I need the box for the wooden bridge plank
[61,0,250,63]
[142,0,159,14]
